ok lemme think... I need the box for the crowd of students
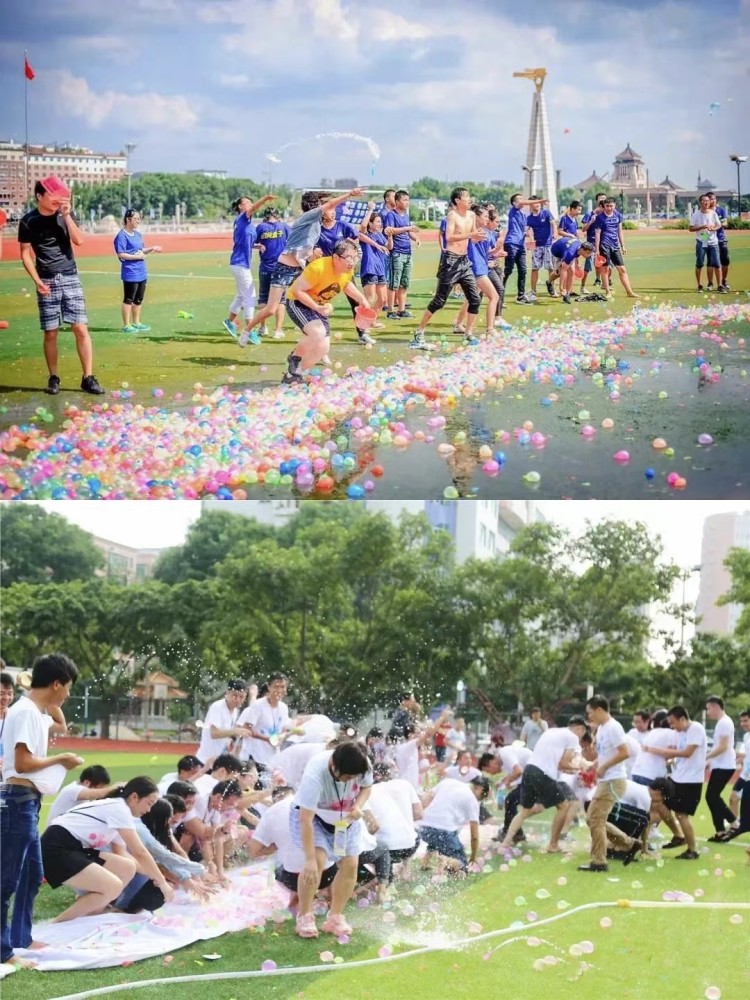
[1,658,747,971]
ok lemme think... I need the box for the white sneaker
[273,330,285,339]
[495,317,512,329]
[453,324,466,334]
[259,325,269,337]
[238,329,249,348]
[359,333,377,346]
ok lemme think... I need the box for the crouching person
[41,776,174,921]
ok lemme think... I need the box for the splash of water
[266,132,380,165]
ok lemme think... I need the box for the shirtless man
[410,188,484,351]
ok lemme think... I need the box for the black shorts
[599,246,625,268]
[41,825,106,888]
[519,764,574,811]
[666,781,703,817]
[274,863,337,893]
[719,242,730,267]
[286,299,330,336]
[733,776,748,793]
[607,802,649,841]
[123,280,147,305]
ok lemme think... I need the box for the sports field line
[78,270,231,281]
[44,897,750,1000]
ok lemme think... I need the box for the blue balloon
[645,468,655,479]
[347,484,365,499]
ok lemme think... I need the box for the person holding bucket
[550,237,595,303]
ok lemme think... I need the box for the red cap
[40,175,71,199]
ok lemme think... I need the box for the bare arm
[14,743,82,773]
[47,704,69,737]
[60,206,84,246]
[322,187,364,212]
[20,244,46,290]
[118,828,174,897]
[469,820,479,863]
[245,193,276,218]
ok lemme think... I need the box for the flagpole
[24,50,30,207]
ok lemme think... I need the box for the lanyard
[332,776,347,819]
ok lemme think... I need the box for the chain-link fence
[62,693,201,742]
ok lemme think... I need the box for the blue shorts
[695,242,720,269]
[258,269,278,306]
[289,805,362,865]
[361,273,386,287]
[271,261,302,289]
[419,825,467,865]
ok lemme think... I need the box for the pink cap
[40,175,71,199]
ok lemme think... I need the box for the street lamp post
[522,163,542,199]
[124,142,137,208]
[729,155,747,218]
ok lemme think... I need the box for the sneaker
[696,285,704,293]
[453,324,467,335]
[358,332,377,346]
[287,352,302,375]
[223,319,238,340]
[397,310,412,319]
[259,325,269,337]
[451,290,464,299]
[569,291,580,298]
[723,282,731,291]
[295,913,318,938]
[577,863,608,872]
[675,850,700,860]
[707,284,714,292]
[321,913,352,936]
[281,372,304,386]
[622,842,641,866]
[562,294,571,304]
[239,329,261,348]
[45,374,61,395]
[594,278,602,287]
[706,833,726,842]
[545,280,555,296]
[133,323,151,332]
[122,324,138,334]
[717,286,728,294]
[494,317,512,330]
[386,311,400,320]
[273,330,285,339]
[81,375,105,395]
[662,836,686,850]
[409,332,431,351]
[464,335,480,346]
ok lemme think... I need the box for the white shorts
[532,246,553,271]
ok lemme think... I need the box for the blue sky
[1,0,749,191]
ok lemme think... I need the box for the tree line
[2,504,748,736]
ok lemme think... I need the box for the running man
[253,206,290,338]
[550,237,594,303]
[410,187,484,351]
[527,200,558,298]
[223,192,276,345]
[239,187,364,345]
[18,176,105,395]
[282,239,369,385]
[590,198,638,299]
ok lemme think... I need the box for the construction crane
[513,68,547,93]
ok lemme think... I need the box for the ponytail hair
[115,776,159,800]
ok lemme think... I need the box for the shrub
[416,220,437,230]
[726,219,750,230]
[662,219,691,230]
[622,221,638,230]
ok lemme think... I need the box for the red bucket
[355,305,378,330]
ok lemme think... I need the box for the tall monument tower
[513,68,559,219]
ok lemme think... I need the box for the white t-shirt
[494,746,522,785]
[420,778,479,832]
[276,742,326,790]
[50,797,136,850]
[596,718,628,781]
[446,728,467,752]
[513,746,533,770]
[157,771,179,796]
[292,749,373,826]
[394,738,420,790]
[560,769,595,805]
[619,779,651,814]
[624,736,641,777]
[237,698,290,767]
[197,697,240,761]
[444,764,481,783]
[741,733,750,781]
[632,728,677,781]
[48,781,88,822]
[691,209,719,246]
[368,779,420,850]
[252,797,307,872]
[287,714,337,744]
[673,721,708,784]
[1,696,54,787]
[530,727,579,780]
[710,714,736,770]
[520,718,549,750]
[627,727,648,746]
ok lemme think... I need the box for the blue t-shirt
[591,210,622,249]
[581,210,600,240]
[504,205,528,247]
[384,210,412,254]
[467,233,490,277]
[558,213,578,237]
[551,236,582,265]
[526,209,554,247]
[316,220,358,257]
[486,229,499,252]
[360,231,388,278]
[439,217,448,252]
[113,228,147,282]
[255,220,290,273]
[716,205,727,243]
[229,213,256,269]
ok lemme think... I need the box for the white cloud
[45,70,199,130]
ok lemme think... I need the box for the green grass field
[5,750,749,1000]
[1,232,749,407]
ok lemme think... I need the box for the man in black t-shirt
[18,176,105,395]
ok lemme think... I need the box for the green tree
[153,510,275,584]
[0,506,103,586]
[718,546,750,638]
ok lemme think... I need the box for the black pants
[485,268,505,314]
[357,845,391,885]
[121,880,165,914]
[503,244,527,297]
[706,768,737,832]
[346,280,364,336]
[737,781,750,834]
[503,785,522,834]
[427,253,481,315]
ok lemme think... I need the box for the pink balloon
[613,450,630,463]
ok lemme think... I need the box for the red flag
[24,56,35,81]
